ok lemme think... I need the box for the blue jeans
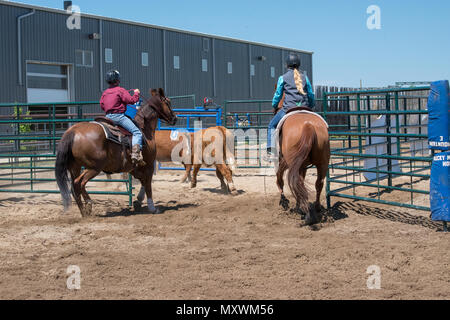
[267,109,286,150]
[106,113,142,147]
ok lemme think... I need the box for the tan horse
[273,85,330,225]
[55,88,177,216]
[135,126,237,209]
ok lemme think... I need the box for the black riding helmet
[286,53,301,69]
[106,70,120,85]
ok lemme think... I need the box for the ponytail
[293,69,306,95]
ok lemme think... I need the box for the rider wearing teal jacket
[267,53,315,158]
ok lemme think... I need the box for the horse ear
[158,88,165,97]
[150,88,157,97]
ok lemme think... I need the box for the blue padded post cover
[428,80,450,150]
[430,151,450,222]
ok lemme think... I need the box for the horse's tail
[220,126,236,172]
[287,122,317,213]
[55,130,75,211]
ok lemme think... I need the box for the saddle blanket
[275,110,328,132]
[91,121,132,148]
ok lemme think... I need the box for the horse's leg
[314,163,327,221]
[133,184,146,212]
[215,167,227,192]
[180,164,191,183]
[190,164,201,188]
[216,164,237,195]
[72,169,89,217]
[294,167,308,218]
[79,169,100,216]
[277,158,289,211]
[142,165,159,214]
[69,165,84,216]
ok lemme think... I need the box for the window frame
[202,58,208,72]
[270,66,276,78]
[250,64,255,77]
[227,62,233,74]
[105,48,113,64]
[75,50,93,68]
[174,55,180,70]
[142,52,149,67]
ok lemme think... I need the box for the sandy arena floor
[0,168,449,300]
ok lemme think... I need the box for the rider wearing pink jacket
[100,70,144,166]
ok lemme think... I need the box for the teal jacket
[272,72,315,110]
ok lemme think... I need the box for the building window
[271,67,275,78]
[203,38,210,52]
[227,62,233,74]
[250,64,255,76]
[105,48,113,64]
[202,59,208,72]
[27,64,68,89]
[142,52,149,67]
[75,50,93,67]
[174,56,180,69]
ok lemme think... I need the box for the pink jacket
[100,85,140,114]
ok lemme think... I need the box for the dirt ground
[0,168,449,300]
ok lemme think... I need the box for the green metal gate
[322,87,432,211]
[0,95,195,206]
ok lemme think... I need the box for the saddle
[286,106,313,114]
[93,116,133,148]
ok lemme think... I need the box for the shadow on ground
[333,201,444,231]
[101,201,199,218]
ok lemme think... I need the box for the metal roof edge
[0,0,314,55]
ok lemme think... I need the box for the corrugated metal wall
[0,2,313,110]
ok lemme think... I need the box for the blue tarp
[430,151,450,222]
[428,80,450,150]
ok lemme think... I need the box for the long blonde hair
[293,69,306,95]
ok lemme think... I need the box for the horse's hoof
[190,183,197,189]
[280,197,290,211]
[148,207,161,214]
[133,200,142,212]
[84,201,93,216]
[230,189,238,196]
[304,213,321,226]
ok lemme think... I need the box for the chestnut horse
[134,126,237,209]
[55,88,177,216]
[274,92,330,225]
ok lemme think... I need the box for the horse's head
[146,88,177,126]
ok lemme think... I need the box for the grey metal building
[0,0,313,108]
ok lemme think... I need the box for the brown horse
[135,126,237,208]
[55,88,177,216]
[273,88,330,225]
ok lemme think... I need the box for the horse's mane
[135,96,159,129]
